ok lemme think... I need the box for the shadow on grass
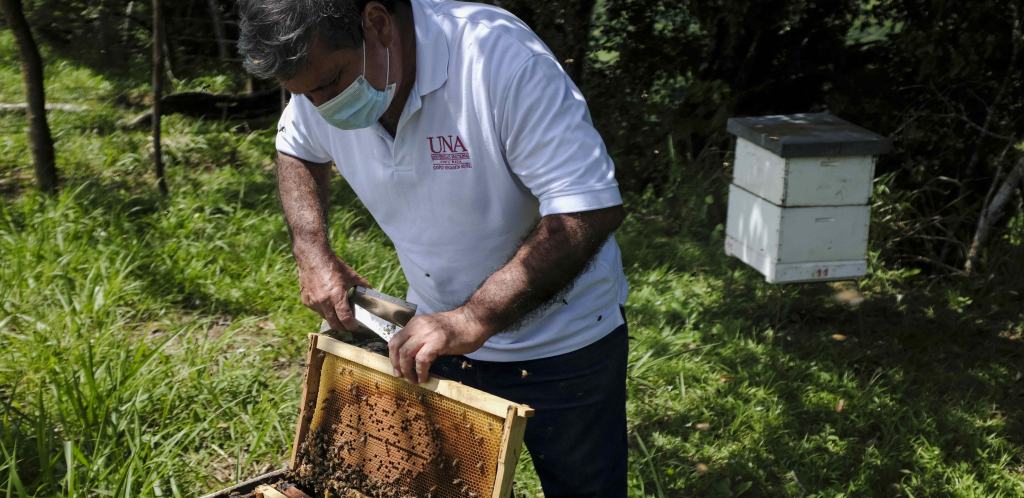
[618,212,1024,496]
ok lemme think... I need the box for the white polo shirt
[276,0,628,361]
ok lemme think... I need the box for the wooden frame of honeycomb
[290,334,533,498]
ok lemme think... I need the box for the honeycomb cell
[307,355,504,498]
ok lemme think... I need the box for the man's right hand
[298,253,371,331]
[276,152,370,332]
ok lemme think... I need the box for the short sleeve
[276,96,333,164]
[500,55,622,216]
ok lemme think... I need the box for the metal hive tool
[291,335,533,498]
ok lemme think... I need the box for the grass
[2,32,1024,498]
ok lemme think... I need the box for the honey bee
[769,136,780,141]
[521,369,529,379]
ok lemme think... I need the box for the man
[238,0,629,496]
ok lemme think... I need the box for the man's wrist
[451,302,499,345]
[293,240,336,270]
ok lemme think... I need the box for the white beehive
[732,138,876,206]
[724,113,890,283]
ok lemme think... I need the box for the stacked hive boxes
[724,113,891,283]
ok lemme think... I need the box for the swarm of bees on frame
[288,369,499,498]
[291,424,487,498]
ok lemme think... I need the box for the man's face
[282,6,398,107]
[283,39,359,107]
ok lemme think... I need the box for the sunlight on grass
[2,46,1024,498]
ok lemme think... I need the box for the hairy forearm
[460,205,626,337]
[388,205,625,383]
[277,152,334,269]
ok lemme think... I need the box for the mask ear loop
[361,26,390,88]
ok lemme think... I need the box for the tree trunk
[97,1,114,67]
[152,0,168,195]
[965,155,1024,275]
[117,88,286,128]
[158,6,175,85]
[0,0,58,194]
[122,1,135,35]
[563,0,596,86]
[206,0,231,61]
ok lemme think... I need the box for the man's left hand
[388,308,489,383]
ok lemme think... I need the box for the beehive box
[200,334,532,498]
[725,112,890,283]
[725,185,869,283]
[731,138,877,207]
[198,470,293,498]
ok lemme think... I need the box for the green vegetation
[3,34,1024,498]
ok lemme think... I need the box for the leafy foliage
[488,0,1024,275]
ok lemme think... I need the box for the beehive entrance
[297,353,506,498]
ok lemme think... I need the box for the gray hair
[238,0,406,81]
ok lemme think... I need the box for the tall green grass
[0,43,408,494]
[0,175,406,496]
[2,33,1024,498]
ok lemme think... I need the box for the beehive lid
[290,334,532,498]
[727,112,891,158]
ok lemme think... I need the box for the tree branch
[965,153,1024,275]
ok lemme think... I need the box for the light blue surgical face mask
[314,41,396,130]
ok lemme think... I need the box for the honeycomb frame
[291,334,532,498]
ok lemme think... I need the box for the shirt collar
[410,0,449,97]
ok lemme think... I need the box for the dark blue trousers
[430,316,628,498]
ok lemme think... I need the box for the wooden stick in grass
[152,0,168,195]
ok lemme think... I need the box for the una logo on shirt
[427,135,472,171]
